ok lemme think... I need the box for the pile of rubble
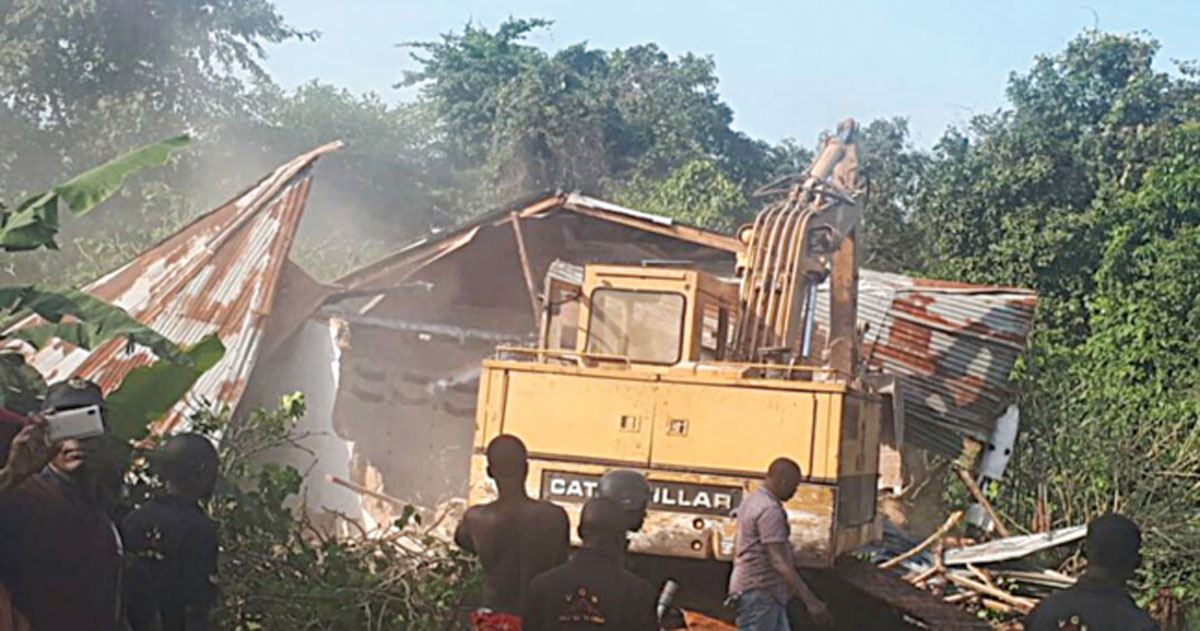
[868,466,1186,630]
[868,512,1084,623]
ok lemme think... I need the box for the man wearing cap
[0,378,124,631]
[123,433,221,631]
[524,497,658,631]
[1025,513,1159,631]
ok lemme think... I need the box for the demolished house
[321,192,1037,528]
[4,147,1036,534]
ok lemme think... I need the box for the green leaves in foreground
[105,334,225,441]
[0,135,190,251]
[0,285,185,365]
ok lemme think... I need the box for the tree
[0,0,317,285]
[617,159,749,232]
[854,118,928,272]
[907,32,1200,605]
[400,19,782,210]
[1014,125,1200,600]
[0,0,312,129]
[912,31,1199,341]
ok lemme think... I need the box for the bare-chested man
[456,435,569,631]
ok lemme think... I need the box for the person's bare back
[456,435,569,615]
[457,496,569,612]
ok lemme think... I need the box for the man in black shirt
[524,497,658,631]
[1025,513,1159,631]
[123,432,221,631]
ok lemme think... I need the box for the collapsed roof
[3,142,342,433]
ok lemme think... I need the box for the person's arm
[756,505,832,625]
[454,509,476,554]
[522,577,545,631]
[180,523,220,631]
[0,418,50,494]
[765,543,831,624]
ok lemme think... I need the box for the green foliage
[402,19,788,209]
[0,285,181,367]
[0,135,190,251]
[854,118,928,272]
[0,0,312,128]
[41,135,192,218]
[912,30,1199,341]
[617,159,749,232]
[1019,127,1200,600]
[0,352,50,415]
[103,334,226,441]
[182,395,482,630]
[909,33,1200,606]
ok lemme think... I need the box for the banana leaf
[0,285,186,365]
[0,353,47,415]
[104,334,225,441]
[0,135,190,251]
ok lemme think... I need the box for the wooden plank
[880,510,964,570]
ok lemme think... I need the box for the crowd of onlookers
[0,380,1161,631]
[457,435,1162,631]
[0,379,219,631]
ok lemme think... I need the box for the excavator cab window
[700,302,733,361]
[543,277,581,351]
[586,289,686,364]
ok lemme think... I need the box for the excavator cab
[541,264,739,368]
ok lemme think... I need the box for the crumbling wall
[239,318,364,533]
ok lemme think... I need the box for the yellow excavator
[467,119,984,629]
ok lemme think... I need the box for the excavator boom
[732,118,867,364]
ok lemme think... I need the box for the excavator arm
[732,118,867,366]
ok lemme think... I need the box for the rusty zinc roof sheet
[4,142,343,432]
[815,270,1038,456]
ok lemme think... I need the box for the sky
[262,0,1200,147]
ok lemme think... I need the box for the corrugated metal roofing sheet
[3,142,343,432]
[815,270,1038,455]
[336,191,742,290]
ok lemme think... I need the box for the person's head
[486,435,528,492]
[598,469,651,532]
[153,433,219,500]
[1085,513,1142,580]
[764,457,802,502]
[578,496,627,549]
[42,378,106,479]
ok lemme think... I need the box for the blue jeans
[736,589,791,631]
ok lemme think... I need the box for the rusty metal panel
[815,271,1038,456]
[2,142,343,433]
